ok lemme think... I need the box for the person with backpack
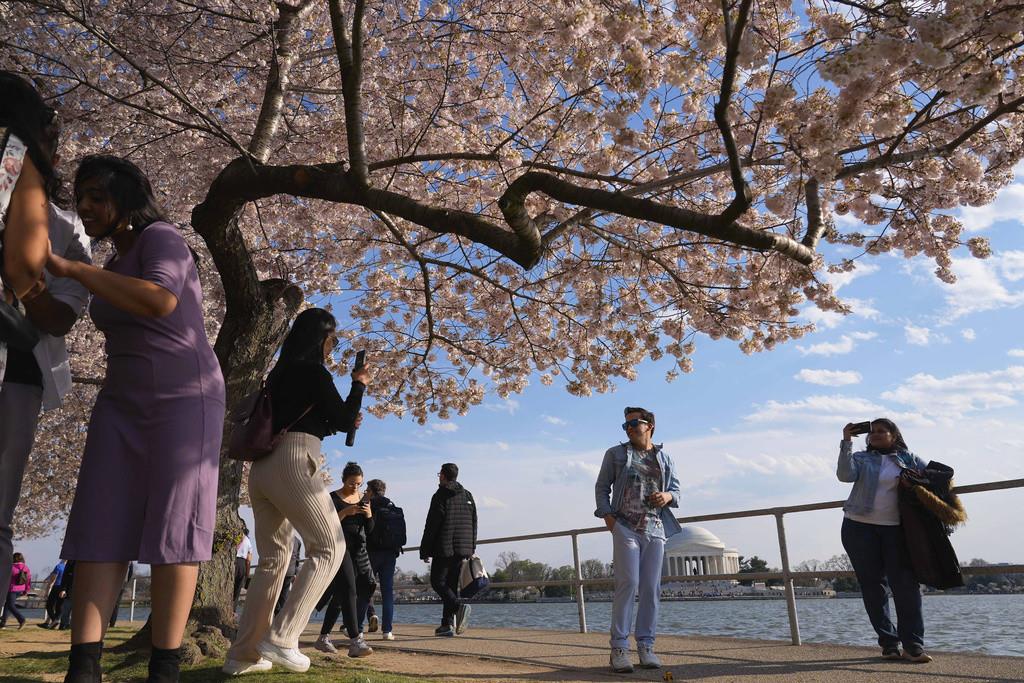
[223,308,370,675]
[1,551,31,629]
[360,479,405,640]
[420,463,477,637]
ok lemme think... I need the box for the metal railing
[398,478,1024,645]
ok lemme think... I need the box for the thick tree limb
[249,0,318,163]
[715,0,755,224]
[802,178,823,249]
[500,171,815,265]
[328,0,369,187]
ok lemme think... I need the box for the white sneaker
[257,640,310,673]
[314,634,337,654]
[610,647,634,673]
[222,657,272,675]
[638,644,661,669]
[381,632,394,641]
[348,635,374,658]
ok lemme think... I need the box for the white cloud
[799,297,880,329]
[940,251,1024,320]
[956,183,1024,232]
[797,332,877,356]
[426,421,458,433]
[723,452,832,479]
[905,324,931,346]
[544,459,601,484]
[542,414,568,426]
[495,441,510,451]
[1009,349,1024,358]
[484,398,520,415]
[746,394,886,423]
[477,495,508,509]
[961,328,976,341]
[825,262,880,291]
[881,366,1024,418]
[794,369,863,386]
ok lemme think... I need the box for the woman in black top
[224,308,371,676]
[314,461,376,658]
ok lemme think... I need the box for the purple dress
[62,222,225,564]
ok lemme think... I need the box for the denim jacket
[837,440,927,516]
[594,443,682,538]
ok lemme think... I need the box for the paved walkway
[305,623,1024,682]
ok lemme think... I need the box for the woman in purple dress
[47,156,225,683]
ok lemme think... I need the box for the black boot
[64,641,102,683]
[147,646,182,683]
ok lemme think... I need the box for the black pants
[233,557,248,606]
[320,551,372,639]
[430,556,465,627]
[274,575,295,616]
[45,586,64,622]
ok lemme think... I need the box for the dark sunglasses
[622,418,650,430]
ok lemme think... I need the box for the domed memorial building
[662,526,740,578]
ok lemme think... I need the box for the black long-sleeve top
[268,360,365,439]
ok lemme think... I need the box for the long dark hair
[0,71,61,200]
[74,155,167,234]
[866,418,909,453]
[274,308,337,369]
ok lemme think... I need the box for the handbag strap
[280,403,315,433]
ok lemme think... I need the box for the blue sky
[16,168,1024,578]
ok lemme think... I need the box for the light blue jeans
[610,522,665,649]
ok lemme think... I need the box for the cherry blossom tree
[3,0,1022,646]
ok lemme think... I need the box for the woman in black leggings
[314,462,375,657]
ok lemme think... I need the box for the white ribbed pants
[227,432,344,662]
[610,523,665,649]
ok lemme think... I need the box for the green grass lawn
[0,627,422,682]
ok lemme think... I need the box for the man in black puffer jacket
[420,462,477,636]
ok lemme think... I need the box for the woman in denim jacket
[838,418,931,663]
[594,406,681,674]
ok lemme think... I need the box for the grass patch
[0,627,422,682]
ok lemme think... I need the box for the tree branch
[249,0,318,163]
[328,0,369,187]
[500,171,815,265]
[801,178,823,249]
[715,0,755,224]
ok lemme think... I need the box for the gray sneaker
[455,604,472,634]
[348,635,374,658]
[313,635,337,654]
[638,644,661,669]
[609,647,634,673]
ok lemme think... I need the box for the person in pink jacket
[1,551,31,628]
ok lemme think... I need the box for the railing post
[775,512,801,645]
[571,532,587,633]
[130,578,137,623]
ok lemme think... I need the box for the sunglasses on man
[622,418,650,430]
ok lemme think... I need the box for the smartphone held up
[346,350,366,448]
[848,421,871,436]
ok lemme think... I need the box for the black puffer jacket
[420,481,477,560]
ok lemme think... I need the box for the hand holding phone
[346,350,367,448]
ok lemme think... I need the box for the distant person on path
[42,559,68,628]
[56,559,76,629]
[420,463,477,637]
[48,155,226,683]
[1,551,31,628]
[223,307,370,676]
[108,562,133,628]
[234,529,253,608]
[273,536,302,616]
[314,461,375,658]
[360,478,405,640]
[1,72,91,620]
[594,406,681,673]
[839,419,931,663]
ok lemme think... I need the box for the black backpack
[368,499,406,553]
